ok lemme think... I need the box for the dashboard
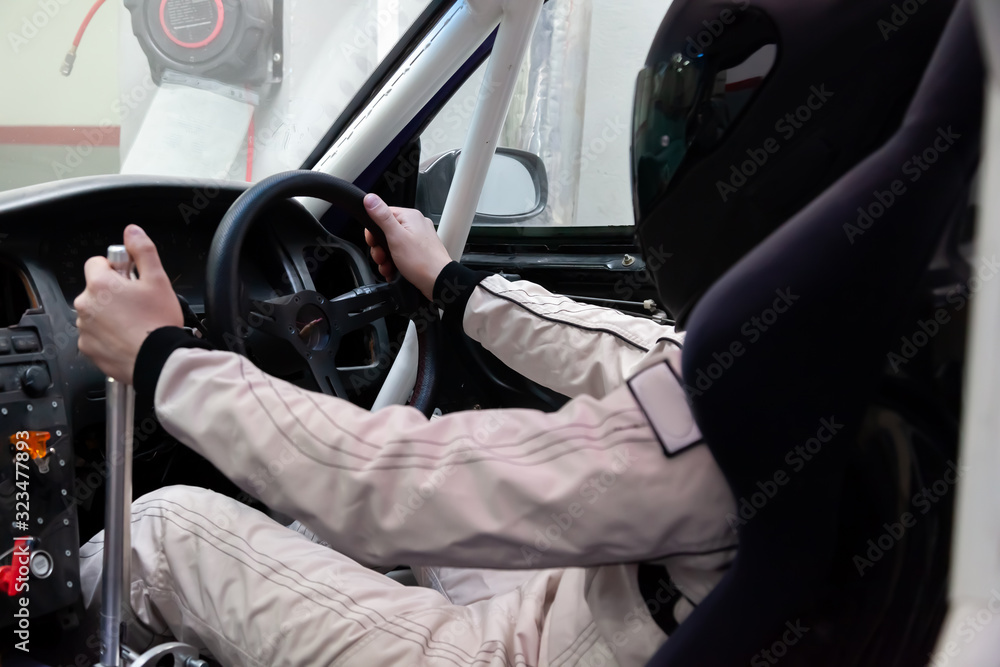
[43,222,216,308]
[0,174,387,627]
[0,174,572,636]
[1,176,251,313]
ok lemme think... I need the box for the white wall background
[1,0,673,227]
[575,0,668,226]
[1,0,120,126]
[423,0,670,226]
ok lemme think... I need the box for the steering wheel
[205,170,440,415]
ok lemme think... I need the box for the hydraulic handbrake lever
[97,246,206,667]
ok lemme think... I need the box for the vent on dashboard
[0,262,35,328]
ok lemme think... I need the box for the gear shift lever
[97,246,206,667]
[98,245,135,667]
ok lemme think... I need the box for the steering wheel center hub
[295,303,331,351]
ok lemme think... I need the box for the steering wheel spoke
[207,170,438,414]
[306,353,349,398]
[327,281,411,335]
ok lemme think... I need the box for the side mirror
[416,148,548,224]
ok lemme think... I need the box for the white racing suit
[80,266,738,667]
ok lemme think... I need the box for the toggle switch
[9,431,51,473]
[0,537,31,596]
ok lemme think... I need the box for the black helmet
[632,0,957,326]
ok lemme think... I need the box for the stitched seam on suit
[271,376,647,465]
[84,503,738,574]
[371,623,532,667]
[479,283,614,311]
[272,363,641,452]
[146,518,504,667]
[549,622,597,667]
[484,284,661,326]
[135,499,512,663]
[555,626,602,667]
[140,581,266,667]
[495,294,634,319]
[113,503,383,628]
[121,502,523,667]
[139,499,529,666]
[481,284,650,351]
[655,336,683,350]
[274,370,644,458]
[242,359,655,471]
[477,283,651,353]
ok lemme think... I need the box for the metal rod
[371,0,544,410]
[99,245,135,667]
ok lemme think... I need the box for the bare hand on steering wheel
[361,193,453,300]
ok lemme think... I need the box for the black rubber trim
[432,261,491,333]
[134,326,216,399]
[655,335,684,350]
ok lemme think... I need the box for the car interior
[0,0,999,665]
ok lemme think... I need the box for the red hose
[62,0,106,75]
[73,0,106,48]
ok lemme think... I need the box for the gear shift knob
[107,245,134,276]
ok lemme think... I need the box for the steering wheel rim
[205,169,440,415]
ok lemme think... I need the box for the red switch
[0,538,31,596]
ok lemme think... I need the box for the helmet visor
[631,43,777,221]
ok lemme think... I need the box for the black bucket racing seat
[646,2,985,665]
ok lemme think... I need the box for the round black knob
[21,366,51,397]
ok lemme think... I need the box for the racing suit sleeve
[434,262,683,399]
[134,328,735,570]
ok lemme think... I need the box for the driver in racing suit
[74,195,737,667]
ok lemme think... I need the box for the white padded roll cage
[306,0,544,409]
